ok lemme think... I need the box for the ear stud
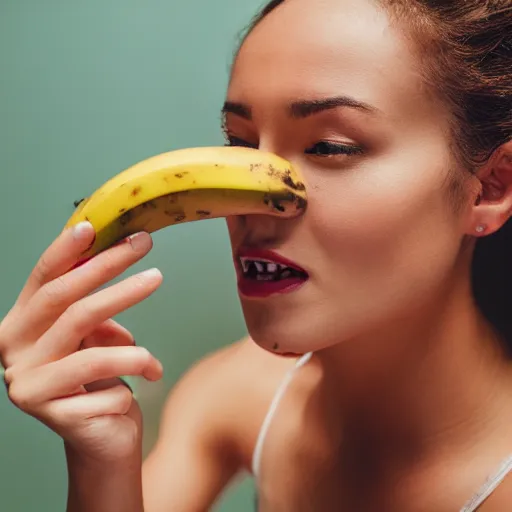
[475,224,486,233]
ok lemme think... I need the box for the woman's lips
[236,248,309,298]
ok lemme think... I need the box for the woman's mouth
[236,248,309,298]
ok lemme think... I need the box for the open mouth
[236,248,309,298]
[240,258,308,281]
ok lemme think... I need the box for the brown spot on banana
[295,196,307,210]
[281,170,306,191]
[262,164,306,192]
[264,191,305,213]
[120,211,132,226]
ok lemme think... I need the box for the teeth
[239,257,305,281]
[255,262,265,273]
[240,258,252,273]
[267,263,278,272]
[256,274,274,281]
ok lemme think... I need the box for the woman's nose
[227,210,299,248]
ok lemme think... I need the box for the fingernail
[72,221,93,240]
[141,268,162,279]
[128,232,150,251]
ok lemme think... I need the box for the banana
[65,146,307,260]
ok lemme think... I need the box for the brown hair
[233,0,512,349]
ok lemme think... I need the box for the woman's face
[224,0,473,355]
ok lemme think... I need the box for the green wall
[0,1,265,509]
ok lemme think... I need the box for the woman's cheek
[303,174,403,247]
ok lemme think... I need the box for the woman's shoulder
[156,336,301,469]
[141,338,305,509]
[172,336,303,401]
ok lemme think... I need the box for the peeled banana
[65,146,307,260]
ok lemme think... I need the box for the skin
[1,0,512,510]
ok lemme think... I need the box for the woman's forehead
[229,0,431,118]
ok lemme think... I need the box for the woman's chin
[245,317,325,357]
[240,297,357,356]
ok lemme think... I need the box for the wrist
[64,440,142,471]
[65,443,144,512]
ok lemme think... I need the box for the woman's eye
[225,135,258,149]
[305,141,363,157]
[224,136,362,157]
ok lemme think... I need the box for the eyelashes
[224,135,364,158]
[304,140,364,157]
[224,135,256,149]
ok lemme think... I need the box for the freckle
[273,343,279,351]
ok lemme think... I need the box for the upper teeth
[240,257,291,274]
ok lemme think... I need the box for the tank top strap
[460,454,512,511]
[251,351,313,480]
[252,352,512,510]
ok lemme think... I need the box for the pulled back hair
[233,0,512,350]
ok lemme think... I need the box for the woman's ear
[468,140,512,237]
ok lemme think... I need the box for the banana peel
[65,146,307,260]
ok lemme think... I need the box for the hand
[0,222,164,464]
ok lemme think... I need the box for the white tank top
[251,352,512,512]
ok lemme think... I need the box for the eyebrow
[289,96,378,118]
[221,95,378,122]
[222,101,252,120]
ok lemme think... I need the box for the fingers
[22,232,153,337]
[84,377,131,393]
[29,267,163,365]
[6,346,162,407]
[2,232,153,370]
[42,384,135,427]
[0,318,135,372]
[16,222,96,307]
[81,320,135,350]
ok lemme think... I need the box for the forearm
[65,444,144,512]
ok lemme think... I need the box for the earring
[475,224,486,233]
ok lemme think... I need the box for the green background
[0,1,266,509]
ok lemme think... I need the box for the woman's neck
[317,276,512,476]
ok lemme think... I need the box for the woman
[1,0,511,510]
